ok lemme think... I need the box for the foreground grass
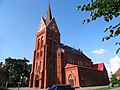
[95,86,120,90]
[0,87,9,90]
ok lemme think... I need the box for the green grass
[0,87,9,90]
[95,86,120,90]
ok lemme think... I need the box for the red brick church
[29,4,109,89]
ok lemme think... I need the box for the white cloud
[105,56,120,77]
[92,49,106,55]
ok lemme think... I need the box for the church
[29,4,109,89]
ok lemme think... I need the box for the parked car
[48,84,75,90]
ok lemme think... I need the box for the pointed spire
[46,2,52,25]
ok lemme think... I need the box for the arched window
[54,39,57,50]
[78,61,83,66]
[41,37,44,48]
[36,62,38,72]
[49,37,52,48]
[40,50,42,57]
[37,52,39,58]
[39,61,41,71]
[37,39,40,50]
[68,57,74,64]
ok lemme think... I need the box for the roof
[45,3,52,25]
[65,63,78,69]
[115,68,120,76]
[93,63,104,71]
[60,43,90,60]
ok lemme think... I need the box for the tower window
[54,39,57,50]
[49,37,52,48]
[40,50,43,57]
[39,61,41,71]
[36,62,38,71]
[37,39,40,50]
[37,52,39,58]
[41,37,44,48]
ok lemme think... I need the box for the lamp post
[17,74,23,90]
[17,81,21,90]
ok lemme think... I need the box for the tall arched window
[36,62,38,72]
[39,61,41,71]
[41,37,44,48]
[68,57,74,64]
[37,39,40,50]
[54,39,57,50]
[49,37,52,48]
[78,61,83,66]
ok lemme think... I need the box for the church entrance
[69,79,74,86]
[35,80,39,87]
[68,74,75,86]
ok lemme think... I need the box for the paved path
[9,87,45,90]
[75,86,108,90]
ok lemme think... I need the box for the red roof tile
[115,68,120,76]
[65,63,77,68]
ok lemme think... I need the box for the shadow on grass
[0,87,9,90]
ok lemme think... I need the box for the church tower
[29,4,60,89]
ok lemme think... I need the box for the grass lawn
[0,87,9,90]
[94,86,120,90]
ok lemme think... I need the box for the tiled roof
[60,43,90,60]
[65,63,78,68]
[45,3,52,25]
[115,68,120,76]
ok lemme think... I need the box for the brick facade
[29,4,109,89]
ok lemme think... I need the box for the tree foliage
[2,57,31,87]
[77,0,120,53]
[110,72,118,87]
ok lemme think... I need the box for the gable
[65,63,78,69]
[47,18,60,34]
[115,68,120,76]
[38,18,46,32]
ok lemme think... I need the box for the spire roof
[45,3,52,25]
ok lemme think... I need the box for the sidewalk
[75,85,108,90]
[9,87,44,90]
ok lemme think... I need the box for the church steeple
[45,3,52,25]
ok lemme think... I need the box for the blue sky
[0,0,120,75]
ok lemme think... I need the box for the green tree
[3,57,31,87]
[77,0,120,53]
[110,72,118,87]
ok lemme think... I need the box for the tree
[77,0,120,53]
[110,72,118,87]
[3,57,31,87]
